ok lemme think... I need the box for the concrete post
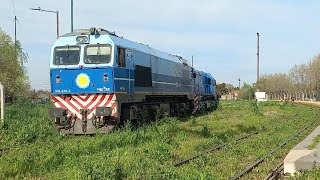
[0,82,4,124]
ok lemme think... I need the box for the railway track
[264,163,284,180]
[173,101,319,179]
[230,113,319,180]
[173,131,261,167]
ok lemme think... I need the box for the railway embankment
[284,101,320,177]
[284,125,320,176]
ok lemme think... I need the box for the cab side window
[117,47,126,67]
[207,78,211,85]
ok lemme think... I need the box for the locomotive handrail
[128,52,132,100]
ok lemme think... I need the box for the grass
[308,134,320,150]
[297,168,320,179]
[0,100,319,179]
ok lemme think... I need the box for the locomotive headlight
[76,36,89,43]
[103,73,109,82]
[56,74,61,84]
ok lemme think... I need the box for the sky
[1,0,320,90]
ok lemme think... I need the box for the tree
[254,54,320,100]
[216,83,228,96]
[225,84,234,95]
[0,28,30,99]
[289,64,309,93]
[257,73,292,95]
[239,83,255,100]
[308,55,320,99]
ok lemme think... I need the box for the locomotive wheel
[102,124,116,133]
[99,117,118,133]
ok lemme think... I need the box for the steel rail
[173,131,260,167]
[230,113,319,180]
[264,162,284,180]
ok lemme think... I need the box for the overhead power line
[10,0,18,45]
[11,0,16,16]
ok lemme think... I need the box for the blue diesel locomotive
[49,28,218,134]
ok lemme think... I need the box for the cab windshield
[84,44,112,64]
[53,46,80,65]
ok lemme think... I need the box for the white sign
[255,92,267,102]
[0,82,4,123]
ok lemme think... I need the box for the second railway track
[231,113,319,180]
[172,103,320,179]
[173,130,261,167]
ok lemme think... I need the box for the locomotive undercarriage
[120,95,218,126]
[50,94,218,134]
[50,107,117,134]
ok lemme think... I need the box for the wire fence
[268,92,318,101]
[221,91,319,101]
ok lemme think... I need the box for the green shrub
[201,124,212,138]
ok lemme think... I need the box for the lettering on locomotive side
[54,89,71,93]
[97,87,111,92]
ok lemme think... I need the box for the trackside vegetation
[0,100,319,179]
[308,134,320,150]
[0,29,30,99]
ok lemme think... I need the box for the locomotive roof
[61,28,191,66]
[61,28,118,37]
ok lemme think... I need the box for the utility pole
[238,78,241,89]
[13,16,18,65]
[257,32,260,83]
[30,7,59,39]
[14,16,17,46]
[192,56,193,67]
[71,0,74,32]
[56,12,59,38]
